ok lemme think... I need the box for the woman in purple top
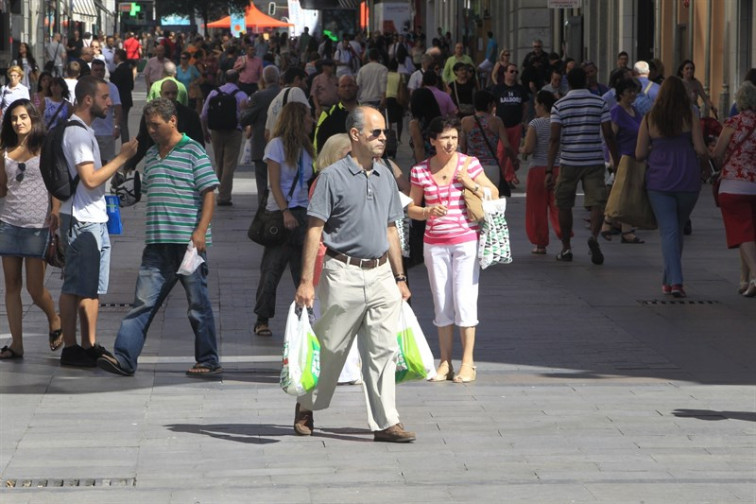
[601,78,644,244]
[636,76,707,298]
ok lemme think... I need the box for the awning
[71,0,97,19]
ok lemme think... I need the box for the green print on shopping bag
[281,303,321,396]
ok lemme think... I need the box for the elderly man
[293,106,415,443]
[240,65,281,196]
[441,42,474,85]
[147,61,188,105]
[125,79,204,172]
[97,98,221,377]
[632,60,661,114]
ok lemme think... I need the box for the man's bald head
[160,79,179,102]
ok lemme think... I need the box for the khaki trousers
[298,257,402,431]
[210,129,243,203]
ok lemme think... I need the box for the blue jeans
[113,244,219,373]
[647,190,699,286]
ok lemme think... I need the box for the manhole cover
[3,478,136,488]
[99,303,134,312]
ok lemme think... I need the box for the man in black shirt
[314,75,359,157]
[490,63,527,186]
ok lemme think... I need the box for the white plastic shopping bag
[280,302,321,396]
[395,301,436,382]
[176,241,205,275]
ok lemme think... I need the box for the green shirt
[143,134,219,245]
[147,77,189,106]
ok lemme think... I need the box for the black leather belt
[326,249,388,269]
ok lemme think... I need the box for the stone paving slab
[1,80,755,503]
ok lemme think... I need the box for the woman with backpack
[253,103,314,337]
[0,99,63,359]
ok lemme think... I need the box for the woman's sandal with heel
[453,363,477,383]
[428,361,454,382]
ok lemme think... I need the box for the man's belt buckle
[358,257,377,269]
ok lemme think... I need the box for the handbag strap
[473,113,501,169]
[46,101,66,129]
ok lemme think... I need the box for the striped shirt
[550,89,610,166]
[410,153,483,246]
[143,134,219,245]
[528,116,560,166]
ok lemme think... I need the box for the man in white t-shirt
[264,67,311,141]
[408,53,433,95]
[58,75,138,368]
[90,59,122,163]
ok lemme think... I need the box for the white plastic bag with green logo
[280,303,321,396]
[395,301,436,383]
[478,190,512,269]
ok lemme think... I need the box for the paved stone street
[0,80,754,503]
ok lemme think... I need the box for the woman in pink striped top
[407,116,499,383]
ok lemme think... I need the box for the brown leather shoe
[373,423,416,443]
[294,403,314,436]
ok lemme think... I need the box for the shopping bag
[478,190,512,269]
[395,301,436,383]
[239,137,253,167]
[176,240,205,275]
[604,155,658,230]
[280,303,321,396]
[105,195,123,235]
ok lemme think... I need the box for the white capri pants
[423,240,480,327]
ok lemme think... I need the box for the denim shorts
[61,215,111,297]
[0,220,49,258]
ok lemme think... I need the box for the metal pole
[703,0,711,117]
[687,0,693,61]
[654,0,661,58]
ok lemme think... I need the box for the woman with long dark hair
[636,76,707,298]
[0,100,62,359]
[253,102,314,337]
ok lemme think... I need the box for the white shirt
[407,69,425,93]
[61,114,107,223]
[265,86,311,134]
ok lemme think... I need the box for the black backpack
[40,120,86,201]
[207,88,240,131]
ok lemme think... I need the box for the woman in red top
[407,116,498,383]
[712,81,756,297]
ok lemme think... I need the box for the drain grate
[3,478,136,488]
[638,299,721,305]
[99,302,134,313]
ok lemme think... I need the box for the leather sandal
[428,361,454,382]
[453,363,477,383]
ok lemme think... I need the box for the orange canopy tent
[205,3,293,31]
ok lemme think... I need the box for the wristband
[394,274,407,283]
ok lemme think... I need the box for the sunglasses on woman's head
[16,162,26,182]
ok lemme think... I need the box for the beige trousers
[298,257,402,431]
[210,129,243,203]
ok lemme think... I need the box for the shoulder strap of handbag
[453,81,460,106]
[459,153,472,178]
[473,113,501,169]
[46,101,66,129]
[282,87,291,106]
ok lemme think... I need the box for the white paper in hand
[177,241,205,275]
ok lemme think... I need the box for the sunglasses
[508,70,519,74]
[503,53,510,57]
[16,162,26,182]
[365,129,390,138]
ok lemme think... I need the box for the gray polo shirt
[308,155,403,259]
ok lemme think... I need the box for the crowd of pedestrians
[0,26,755,444]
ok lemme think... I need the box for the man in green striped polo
[97,98,223,378]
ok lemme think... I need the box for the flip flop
[0,346,23,360]
[186,363,223,377]
[49,329,64,351]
